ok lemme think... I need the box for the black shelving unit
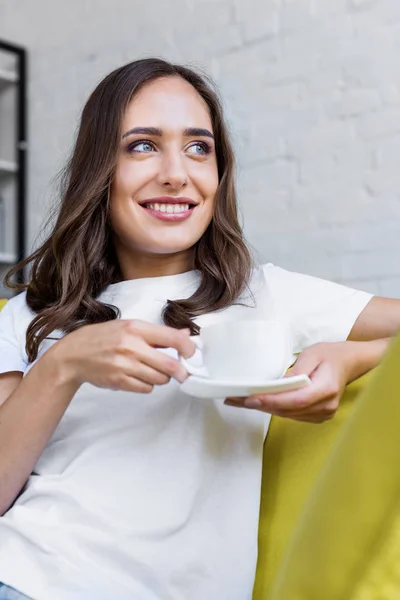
[0,40,27,296]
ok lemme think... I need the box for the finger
[224,399,328,422]
[225,404,333,424]
[285,350,321,378]
[246,362,336,413]
[224,399,246,409]
[266,403,335,422]
[129,363,171,386]
[225,396,246,403]
[114,376,154,394]
[224,397,335,423]
[132,341,188,383]
[245,386,320,412]
[126,320,195,358]
[226,384,323,411]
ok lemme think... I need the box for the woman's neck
[117,249,194,281]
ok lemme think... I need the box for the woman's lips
[139,202,195,222]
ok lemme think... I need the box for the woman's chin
[143,242,196,256]
[137,231,203,256]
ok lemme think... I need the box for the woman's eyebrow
[184,127,214,139]
[122,126,214,139]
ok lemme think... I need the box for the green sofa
[255,334,400,599]
[254,371,371,597]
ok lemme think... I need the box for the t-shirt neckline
[101,269,200,300]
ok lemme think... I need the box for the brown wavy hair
[5,58,253,363]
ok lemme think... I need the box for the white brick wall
[1,0,400,297]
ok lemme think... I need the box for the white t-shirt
[0,265,372,600]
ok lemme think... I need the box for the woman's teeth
[146,203,190,213]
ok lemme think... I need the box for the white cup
[180,320,292,382]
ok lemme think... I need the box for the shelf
[0,252,17,264]
[0,41,26,284]
[0,159,18,176]
[0,68,18,91]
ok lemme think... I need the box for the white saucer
[180,373,311,399]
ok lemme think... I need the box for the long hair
[5,58,253,363]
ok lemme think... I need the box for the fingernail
[176,368,187,384]
[244,398,262,409]
[224,400,241,409]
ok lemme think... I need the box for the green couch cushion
[254,372,373,598]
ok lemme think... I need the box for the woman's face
[109,76,219,272]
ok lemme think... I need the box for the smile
[138,197,197,222]
[145,202,190,213]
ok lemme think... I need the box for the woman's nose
[157,152,188,190]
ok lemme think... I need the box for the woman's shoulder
[251,262,287,279]
[0,292,37,336]
[248,262,345,307]
[251,262,335,293]
[1,290,26,313]
[253,262,300,280]
[1,291,33,317]
[0,292,33,374]
[249,262,291,291]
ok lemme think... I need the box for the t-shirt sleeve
[262,264,374,353]
[0,294,29,374]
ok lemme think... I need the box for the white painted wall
[1,0,400,296]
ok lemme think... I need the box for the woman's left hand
[224,341,359,423]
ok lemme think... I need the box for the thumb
[285,349,322,378]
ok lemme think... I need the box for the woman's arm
[0,358,80,516]
[0,372,22,407]
[349,297,400,341]
[0,319,193,516]
[225,287,400,423]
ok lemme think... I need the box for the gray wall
[1,0,400,296]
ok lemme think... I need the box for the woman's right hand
[48,319,195,394]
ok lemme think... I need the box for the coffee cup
[180,320,292,382]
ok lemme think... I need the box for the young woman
[0,58,399,600]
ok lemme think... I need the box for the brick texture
[1,0,400,297]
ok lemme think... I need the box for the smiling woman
[5,61,252,361]
[0,58,399,600]
[110,77,219,270]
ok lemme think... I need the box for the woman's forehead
[122,77,213,134]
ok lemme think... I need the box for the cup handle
[180,337,206,377]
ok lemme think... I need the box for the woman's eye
[187,142,211,156]
[127,141,155,153]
